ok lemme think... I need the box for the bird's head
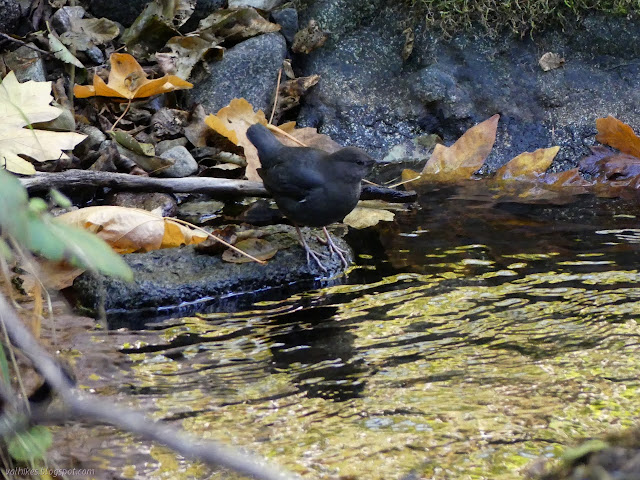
[330,147,375,182]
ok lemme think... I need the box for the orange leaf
[422,114,499,181]
[497,146,559,179]
[73,53,192,99]
[205,98,269,181]
[595,116,640,159]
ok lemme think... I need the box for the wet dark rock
[294,0,640,172]
[188,33,287,114]
[88,0,148,27]
[71,228,352,323]
[271,7,298,44]
[0,0,22,34]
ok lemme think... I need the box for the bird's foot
[295,225,328,272]
[304,245,328,272]
[322,227,350,269]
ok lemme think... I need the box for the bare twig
[269,68,283,125]
[21,170,415,202]
[0,293,301,480]
[0,32,57,59]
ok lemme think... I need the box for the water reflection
[91,185,640,479]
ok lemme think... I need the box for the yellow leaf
[73,53,193,99]
[422,114,500,182]
[497,146,560,179]
[205,98,269,181]
[57,206,206,253]
[343,206,395,229]
[0,71,86,174]
[595,115,640,159]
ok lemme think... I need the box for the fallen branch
[0,293,301,480]
[21,170,267,197]
[21,169,416,202]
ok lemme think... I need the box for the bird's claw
[322,227,350,269]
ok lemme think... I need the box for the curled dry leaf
[57,206,206,253]
[74,53,193,99]
[538,52,565,71]
[595,115,640,159]
[198,8,280,42]
[292,20,329,54]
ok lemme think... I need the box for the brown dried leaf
[292,20,329,54]
[595,116,640,159]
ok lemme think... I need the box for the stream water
[64,185,640,479]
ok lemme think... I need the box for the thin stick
[268,68,283,125]
[110,99,132,131]
[167,218,267,265]
[0,32,57,59]
[388,174,422,189]
[266,124,306,147]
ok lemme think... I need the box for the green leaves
[7,425,52,462]
[0,170,132,281]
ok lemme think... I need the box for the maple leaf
[73,53,193,100]
[0,71,86,175]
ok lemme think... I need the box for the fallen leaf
[343,206,395,229]
[292,19,329,54]
[422,114,500,182]
[0,71,86,174]
[205,98,269,181]
[74,53,193,99]
[155,35,223,80]
[222,237,277,263]
[538,52,565,71]
[57,206,207,253]
[496,146,559,179]
[60,17,120,51]
[595,116,640,159]
[198,8,280,42]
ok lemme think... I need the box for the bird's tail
[246,123,283,168]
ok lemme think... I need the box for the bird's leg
[322,227,350,269]
[295,225,328,272]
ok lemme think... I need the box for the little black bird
[247,123,374,271]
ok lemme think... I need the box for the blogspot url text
[4,468,95,476]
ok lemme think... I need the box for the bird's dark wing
[258,147,327,201]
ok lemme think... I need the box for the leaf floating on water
[343,206,395,229]
[422,114,500,182]
[496,146,559,180]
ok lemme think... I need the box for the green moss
[404,0,638,37]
